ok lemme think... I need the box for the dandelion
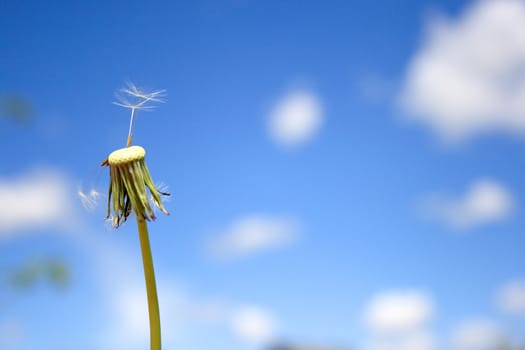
[113,81,166,147]
[102,145,169,228]
[101,82,168,350]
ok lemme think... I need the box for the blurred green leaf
[8,264,39,289]
[7,258,70,290]
[0,95,33,122]
[47,260,69,287]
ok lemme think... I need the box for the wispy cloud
[267,89,323,147]
[450,319,505,350]
[363,290,435,350]
[106,280,278,349]
[107,281,228,349]
[206,214,300,260]
[364,290,434,334]
[89,232,279,349]
[497,280,525,315]
[399,0,525,143]
[421,179,514,230]
[0,169,76,237]
[230,306,277,346]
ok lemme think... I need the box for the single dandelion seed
[78,188,101,211]
[113,81,166,147]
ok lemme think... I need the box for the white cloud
[108,280,278,349]
[109,281,228,349]
[91,235,278,349]
[364,290,434,334]
[208,214,300,259]
[451,319,504,350]
[399,0,525,142]
[363,290,435,350]
[268,90,323,147]
[0,169,75,236]
[111,285,151,347]
[497,280,525,315]
[422,179,514,230]
[230,306,277,346]
[90,237,228,350]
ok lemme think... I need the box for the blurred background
[1,0,525,349]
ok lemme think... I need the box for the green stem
[137,217,161,350]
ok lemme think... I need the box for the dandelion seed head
[103,145,169,228]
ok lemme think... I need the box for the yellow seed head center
[108,145,146,165]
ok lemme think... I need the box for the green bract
[102,145,169,228]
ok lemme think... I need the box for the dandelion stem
[137,217,162,350]
[126,107,136,147]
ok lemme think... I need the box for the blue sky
[2,1,525,350]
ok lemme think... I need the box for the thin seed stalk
[137,217,162,350]
[126,107,136,147]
